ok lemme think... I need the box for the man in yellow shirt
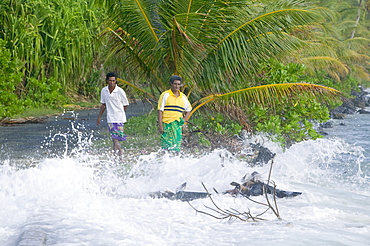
[158,75,192,151]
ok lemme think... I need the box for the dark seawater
[0,100,152,161]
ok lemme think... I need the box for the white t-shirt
[100,85,129,123]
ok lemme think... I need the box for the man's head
[106,72,118,83]
[170,75,182,84]
[106,72,118,88]
[169,75,182,92]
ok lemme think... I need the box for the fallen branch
[188,182,265,222]
[188,157,282,222]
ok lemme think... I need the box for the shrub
[0,39,24,118]
[23,77,67,108]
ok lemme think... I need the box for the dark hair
[106,72,118,80]
[169,75,182,84]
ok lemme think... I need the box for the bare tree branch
[188,157,283,222]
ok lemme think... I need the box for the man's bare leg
[113,138,123,158]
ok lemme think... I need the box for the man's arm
[183,111,191,122]
[158,110,164,134]
[96,103,106,126]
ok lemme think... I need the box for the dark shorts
[108,123,127,141]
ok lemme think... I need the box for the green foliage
[123,111,243,149]
[0,38,68,118]
[296,0,370,84]
[0,0,106,93]
[260,59,306,84]
[249,59,333,146]
[125,110,243,139]
[189,112,243,136]
[124,112,159,150]
[23,77,67,108]
[300,70,359,97]
[103,0,345,146]
[125,112,158,137]
[249,97,330,146]
[1,0,360,148]
[78,69,102,101]
[0,39,24,118]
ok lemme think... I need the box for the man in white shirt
[97,72,129,158]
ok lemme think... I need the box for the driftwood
[0,116,49,126]
[188,159,286,222]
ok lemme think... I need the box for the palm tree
[102,0,342,140]
[104,0,325,90]
[288,0,370,84]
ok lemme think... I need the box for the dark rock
[330,112,346,119]
[331,86,370,118]
[351,86,370,107]
[249,143,276,166]
[320,122,333,128]
[357,109,370,114]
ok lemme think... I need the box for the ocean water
[1,111,370,246]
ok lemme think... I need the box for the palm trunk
[349,0,363,42]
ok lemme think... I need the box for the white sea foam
[1,134,370,245]
[1,113,370,245]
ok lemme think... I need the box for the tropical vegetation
[1,0,369,146]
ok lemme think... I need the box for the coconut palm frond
[343,37,370,50]
[217,8,319,58]
[309,6,336,22]
[198,7,319,91]
[302,56,350,77]
[117,78,156,101]
[189,83,342,120]
[350,65,370,81]
[111,0,159,44]
[103,26,152,71]
[108,1,165,84]
[340,49,370,63]
[219,8,319,45]
[197,32,302,92]
[162,13,208,77]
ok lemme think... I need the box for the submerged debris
[224,171,302,198]
[149,190,210,201]
[150,171,301,202]
[149,182,210,201]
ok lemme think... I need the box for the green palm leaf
[117,77,156,101]
[189,83,342,120]
[197,6,321,92]
[105,0,326,96]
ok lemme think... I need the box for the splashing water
[1,111,370,245]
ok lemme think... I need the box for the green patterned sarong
[161,118,184,152]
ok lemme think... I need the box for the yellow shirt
[158,89,192,123]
